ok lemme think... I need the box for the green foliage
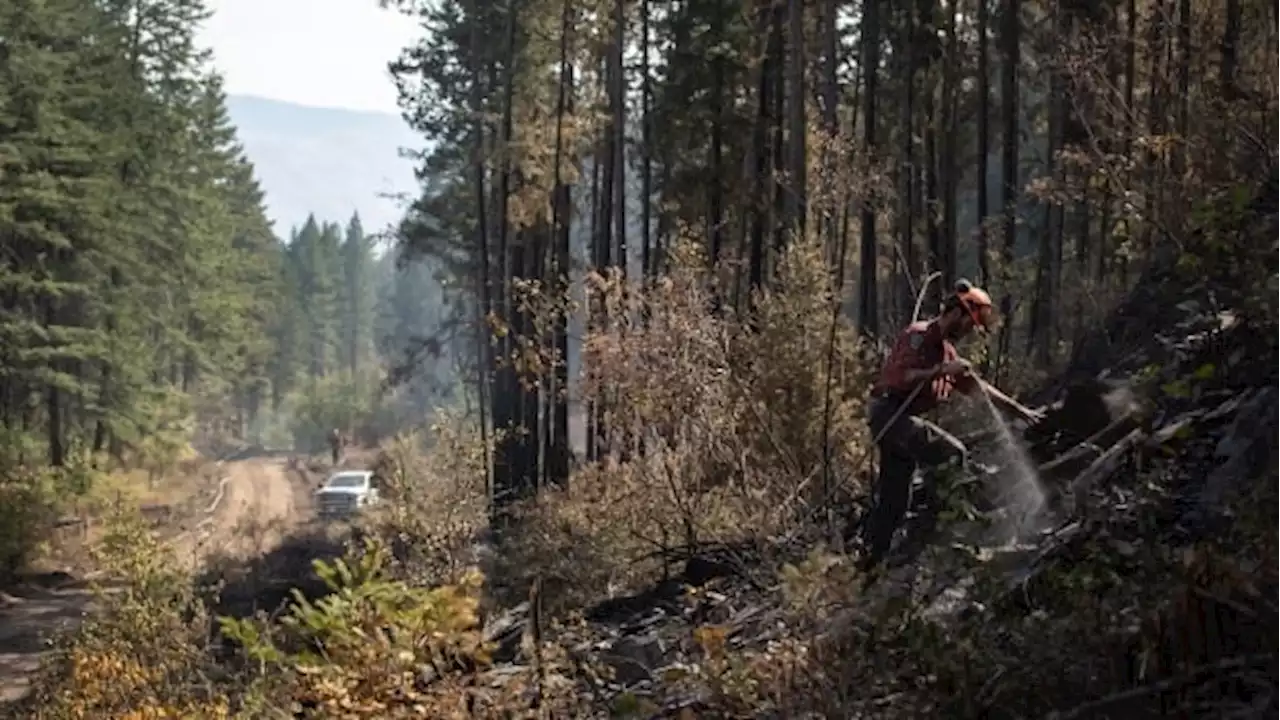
[218,538,493,716]
[0,444,102,580]
[340,214,378,380]
[1179,182,1280,324]
[0,0,279,470]
[285,370,388,453]
[257,209,458,452]
[0,470,63,580]
[0,0,456,483]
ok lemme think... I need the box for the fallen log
[1025,399,1145,520]
[1040,409,1137,474]
[1037,443,1102,481]
[1069,427,1147,520]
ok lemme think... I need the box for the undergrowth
[493,238,877,613]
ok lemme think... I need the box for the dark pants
[861,395,967,566]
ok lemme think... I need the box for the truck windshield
[326,473,367,489]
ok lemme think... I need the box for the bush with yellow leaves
[18,516,232,720]
[218,537,498,718]
[17,516,584,719]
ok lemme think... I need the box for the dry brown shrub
[501,236,877,612]
[360,415,489,588]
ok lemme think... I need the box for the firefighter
[860,279,1043,569]
[329,427,343,466]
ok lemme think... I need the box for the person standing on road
[860,280,1043,569]
[329,427,343,466]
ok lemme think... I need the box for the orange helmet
[948,279,996,331]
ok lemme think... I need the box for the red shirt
[876,320,975,414]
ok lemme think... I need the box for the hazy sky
[199,0,420,113]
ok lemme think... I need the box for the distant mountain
[226,94,421,240]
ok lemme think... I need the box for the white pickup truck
[315,470,380,520]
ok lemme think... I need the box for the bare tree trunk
[1143,0,1168,269]
[1119,0,1136,286]
[976,0,991,286]
[748,0,774,294]
[640,0,654,280]
[923,67,941,300]
[585,130,602,463]
[612,0,627,278]
[470,0,494,500]
[768,5,786,264]
[545,0,574,488]
[820,0,839,266]
[1029,73,1060,366]
[708,4,726,267]
[1096,0,1121,285]
[995,0,1020,375]
[491,0,520,515]
[857,0,881,337]
[1220,0,1241,100]
[940,0,959,293]
[898,2,917,321]
[593,41,617,460]
[1172,0,1191,182]
[784,0,807,244]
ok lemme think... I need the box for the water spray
[970,375,1050,544]
[871,369,1048,546]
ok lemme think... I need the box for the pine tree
[287,216,342,380]
[0,0,121,465]
[340,213,376,382]
[0,0,281,464]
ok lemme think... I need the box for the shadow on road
[198,522,349,621]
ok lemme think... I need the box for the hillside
[226,94,420,237]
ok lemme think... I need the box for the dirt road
[180,456,309,565]
[0,456,309,704]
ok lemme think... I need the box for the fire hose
[874,370,1019,445]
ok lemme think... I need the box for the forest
[261,212,457,454]
[386,0,1276,511]
[0,0,456,473]
[0,0,1276,717]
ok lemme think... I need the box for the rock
[1183,386,1279,533]
[599,635,665,685]
[483,601,528,663]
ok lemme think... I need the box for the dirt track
[0,456,311,704]
[181,456,310,565]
